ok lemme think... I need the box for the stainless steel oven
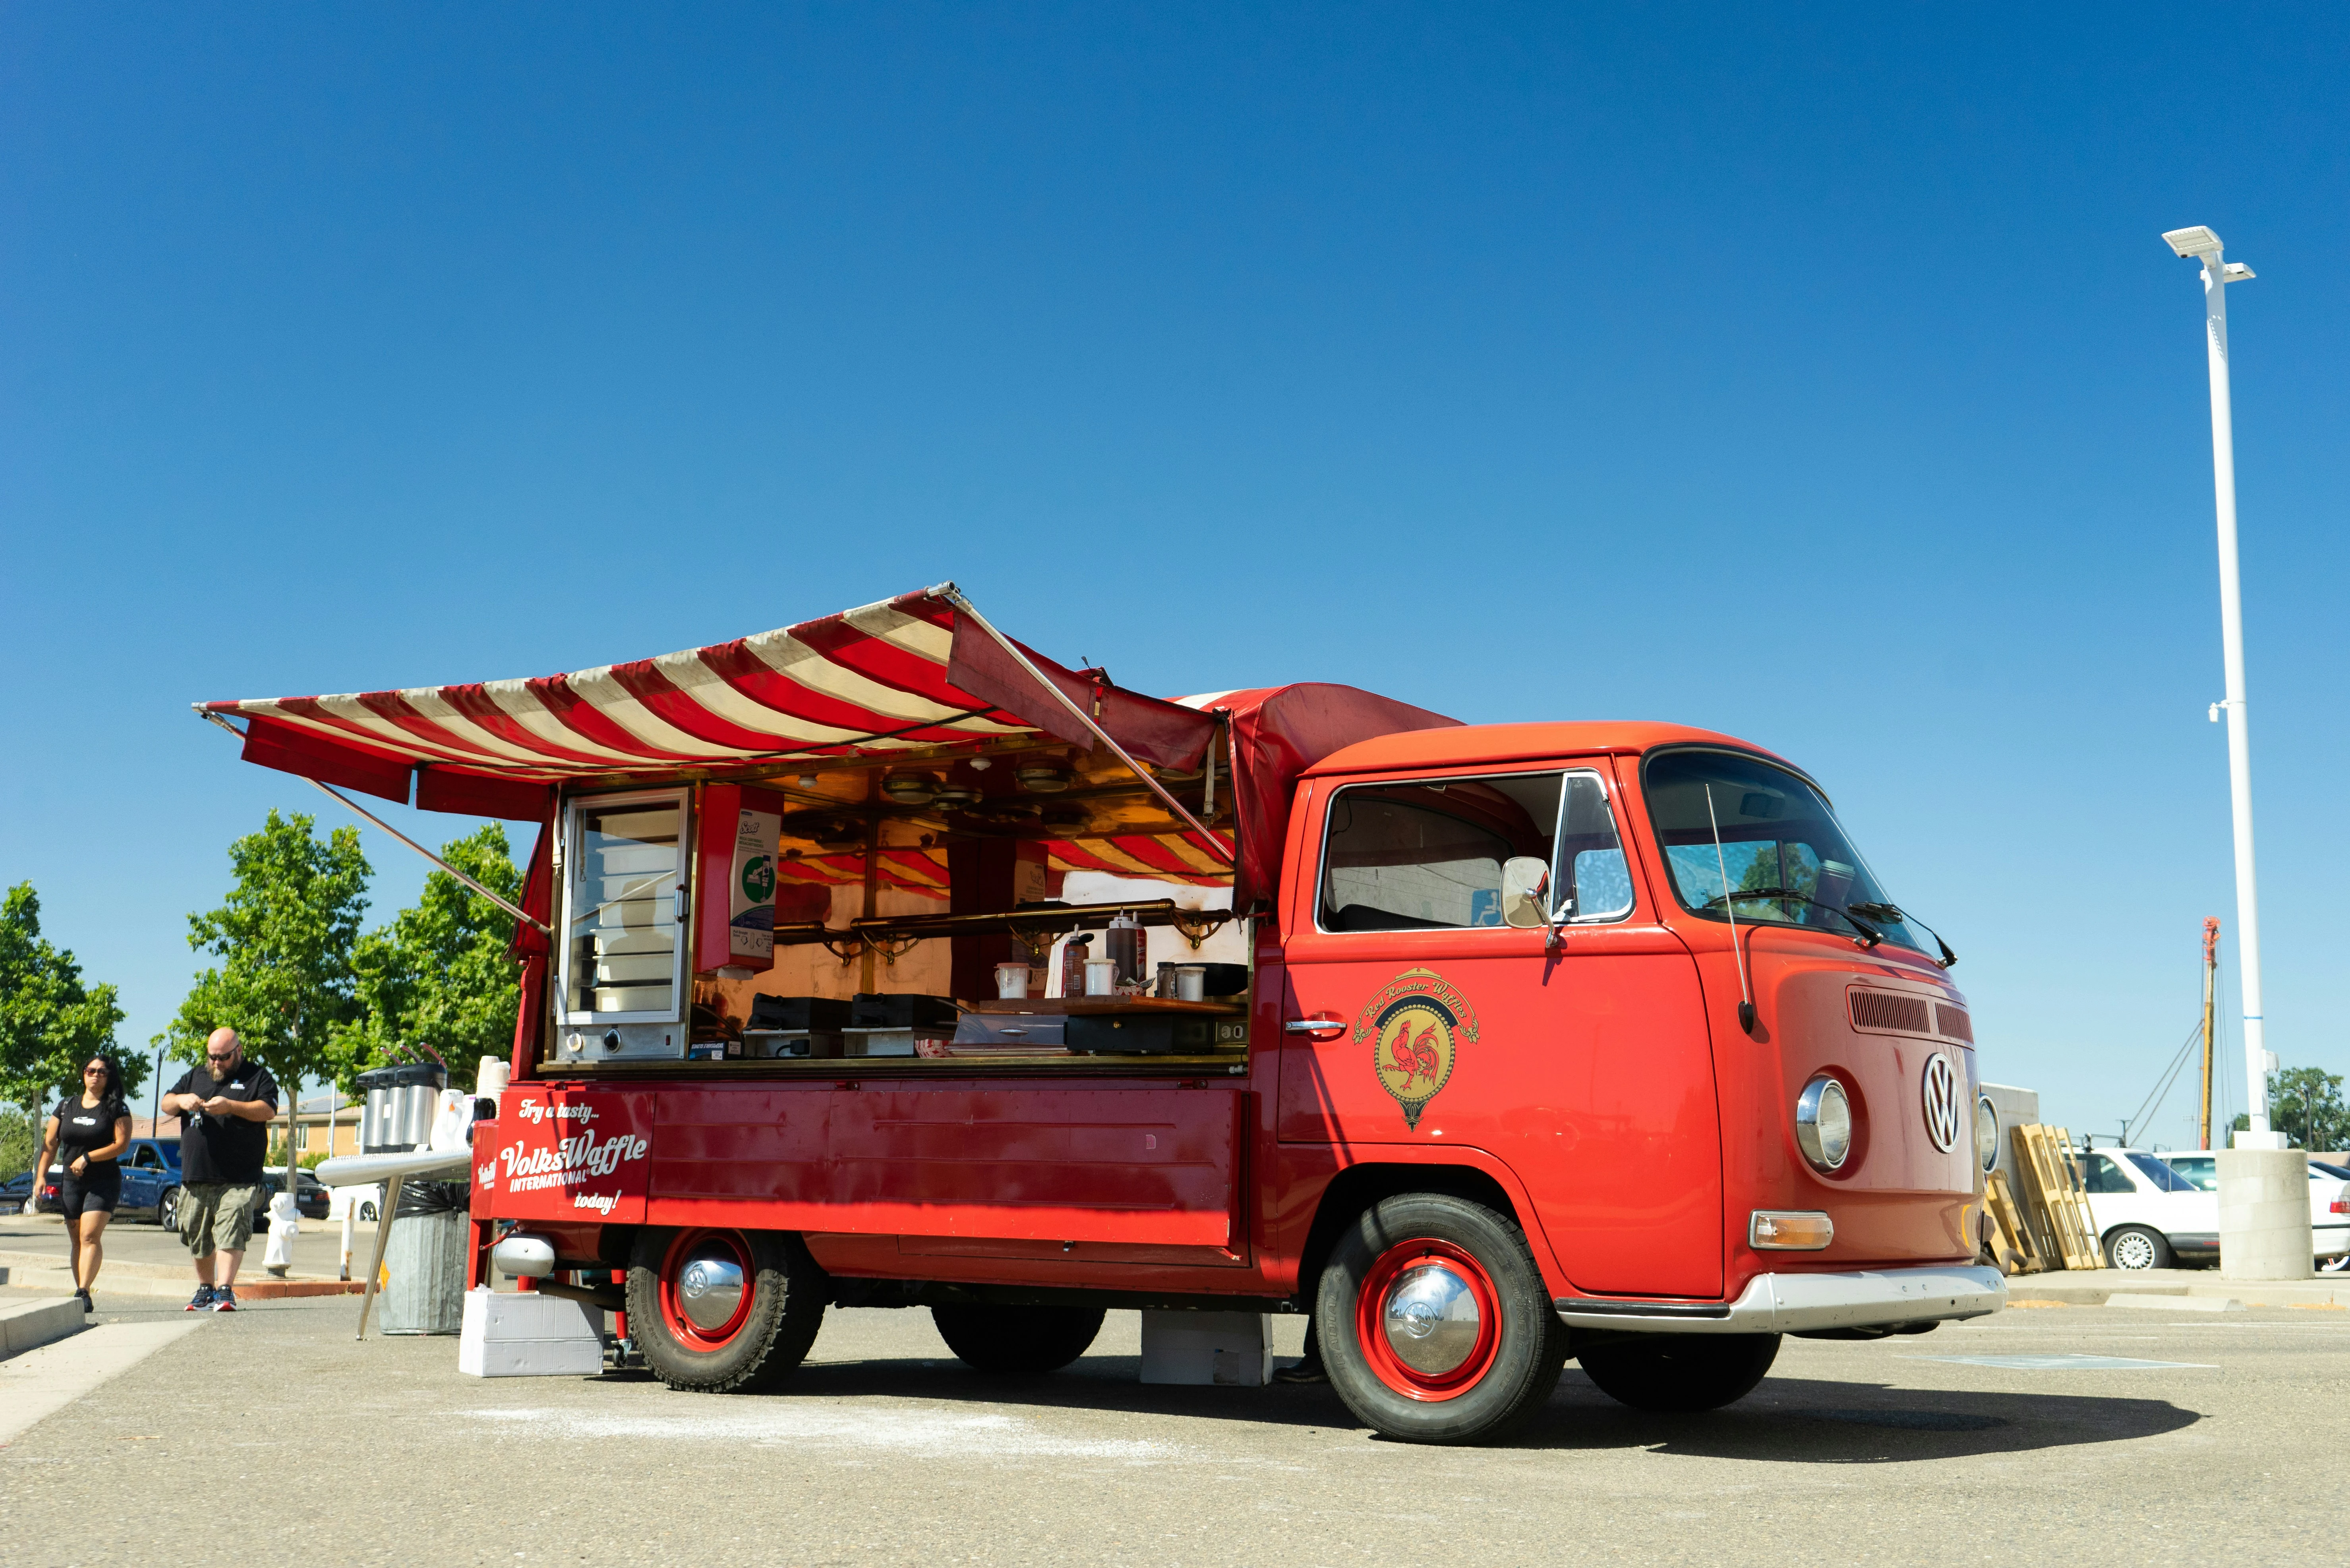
[553,787,690,1062]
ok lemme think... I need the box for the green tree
[329,824,522,1093]
[2227,1068,2350,1151]
[156,810,371,1097]
[0,883,131,1168]
[2269,1066,2350,1153]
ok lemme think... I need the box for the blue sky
[3,5,2344,1143]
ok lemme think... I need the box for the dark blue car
[38,1138,184,1225]
[1,1169,37,1214]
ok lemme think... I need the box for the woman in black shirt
[37,1055,132,1313]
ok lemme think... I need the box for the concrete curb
[2107,1292,2246,1312]
[2,1265,362,1302]
[1997,1267,2350,1308]
[0,1297,86,1359]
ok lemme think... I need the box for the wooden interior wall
[946,839,1052,1000]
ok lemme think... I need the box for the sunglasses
[82,1066,106,1075]
[206,1054,235,1063]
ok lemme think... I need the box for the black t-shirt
[168,1061,280,1184]
[53,1096,128,1166]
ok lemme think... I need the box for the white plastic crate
[1138,1309,1273,1387]
[457,1287,606,1378]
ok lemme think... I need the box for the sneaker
[211,1286,238,1312]
[185,1285,218,1312]
[1272,1359,1326,1385]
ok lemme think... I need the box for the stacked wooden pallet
[2009,1123,2104,1271]
[1982,1168,2041,1274]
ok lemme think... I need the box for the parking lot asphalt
[2,1287,2343,1567]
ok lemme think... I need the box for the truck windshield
[1640,749,1935,957]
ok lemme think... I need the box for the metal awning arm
[940,589,1236,866]
[197,710,554,937]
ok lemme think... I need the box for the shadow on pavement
[783,1351,1353,1431]
[752,1355,2200,1458]
[1510,1371,2201,1461]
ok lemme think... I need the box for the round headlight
[1975,1094,1999,1174]
[1795,1075,1853,1172]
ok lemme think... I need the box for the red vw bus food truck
[201,585,2000,1444]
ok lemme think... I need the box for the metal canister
[356,1063,447,1153]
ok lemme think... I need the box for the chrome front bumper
[1555,1264,2006,1336]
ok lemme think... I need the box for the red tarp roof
[200,585,1456,909]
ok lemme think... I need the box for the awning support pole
[939,588,1235,865]
[197,711,554,937]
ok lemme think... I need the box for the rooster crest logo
[1356,967,1476,1129]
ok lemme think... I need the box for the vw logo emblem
[1921,1053,1959,1152]
[682,1262,712,1299]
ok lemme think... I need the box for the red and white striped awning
[202,585,1215,804]
[201,584,1458,906]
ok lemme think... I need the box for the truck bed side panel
[648,1084,1239,1247]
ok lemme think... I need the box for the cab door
[1277,762,1724,1299]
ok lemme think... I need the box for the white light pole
[2163,223,2279,1149]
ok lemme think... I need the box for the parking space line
[1906,1352,2215,1370]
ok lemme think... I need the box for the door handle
[1284,1018,1345,1035]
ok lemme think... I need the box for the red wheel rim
[658,1229,754,1350]
[1354,1237,1503,1402]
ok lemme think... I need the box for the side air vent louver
[1936,1005,1975,1043]
[1849,989,1933,1036]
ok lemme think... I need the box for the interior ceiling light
[881,771,940,806]
[785,812,865,851]
[1016,764,1074,794]
[933,783,983,809]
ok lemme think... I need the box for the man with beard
[158,1027,280,1312]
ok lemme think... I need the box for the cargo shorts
[180,1183,260,1257]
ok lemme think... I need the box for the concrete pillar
[2218,1147,2311,1280]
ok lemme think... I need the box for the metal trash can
[377,1178,470,1336]
[357,1063,446,1153]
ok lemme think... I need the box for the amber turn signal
[1750,1210,1834,1250]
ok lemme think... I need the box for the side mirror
[1501,857,1553,929]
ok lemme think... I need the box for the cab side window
[133,1145,162,1169]
[1557,774,1634,921]
[1318,770,1636,934]
[1321,784,1521,931]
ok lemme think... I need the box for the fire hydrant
[262,1190,301,1278]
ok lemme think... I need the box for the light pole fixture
[2162,223,2278,1148]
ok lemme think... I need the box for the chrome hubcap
[1381,1262,1482,1375]
[676,1249,746,1330]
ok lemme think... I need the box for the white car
[2076,1148,2220,1270]
[328,1182,384,1222]
[2077,1148,2350,1270]
[2159,1152,2350,1268]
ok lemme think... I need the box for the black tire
[627,1228,826,1393]
[1317,1193,1567,1445]
[930,1304,1106,1375]
[358,1200,378,1223]
[1577,1333,1781,1412]
[157,1187,179,1233]
[2104,1224,2174,1271]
